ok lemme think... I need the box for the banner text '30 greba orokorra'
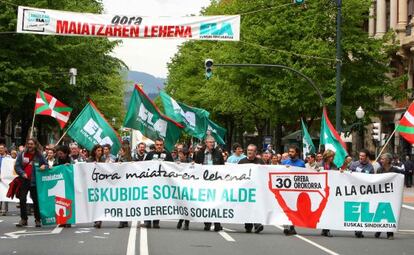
[36,162,404,232]
[16,6,240,41]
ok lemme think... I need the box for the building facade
[369,0,414,156]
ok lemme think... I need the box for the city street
[0,188,413,255]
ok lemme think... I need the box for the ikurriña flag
[35,89,72,129]
[319,108,348,168]
[396,101,414,144]
[66,100,121,155]
[123,85,183,152]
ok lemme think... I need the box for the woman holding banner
[116,144,132,228]
[316,149,337,237]
[176,147,191,230]
[54,145,73,228]
[88,144,105,228]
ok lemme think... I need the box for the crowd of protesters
[0,137,411,240]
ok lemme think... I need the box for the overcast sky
[102,0,211,78]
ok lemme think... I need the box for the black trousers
[18,179,40,221]
[405,174,413,187]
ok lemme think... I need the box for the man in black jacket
[238,144,264,233]
[193,135,224,231]
[144,138,173,228]
[404,155,414,188]
[15,138,48,228]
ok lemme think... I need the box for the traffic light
[205,59,213,80]
[372,122,381,141]
[293,0,305,4]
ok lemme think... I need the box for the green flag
[159,91,210,139]
[206,119,226,145]
[301,118,316,159]
[123,85,183,152]
[67,101,121,155]
[320,108,348,168]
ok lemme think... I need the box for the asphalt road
[0,188,413,255]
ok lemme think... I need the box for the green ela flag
[159,91,210,140]
[320,108,348,168]
[301,118,316,159]
[123,85,183,152]
[206,119,226,145]
[66,100,121,155]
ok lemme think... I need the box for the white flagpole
[29,111,36,138]
[55,129,68,146]
[375,128,397,162]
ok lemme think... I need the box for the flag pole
[29,111,36,138]
[55,129,68,146]
[375,128,397,162]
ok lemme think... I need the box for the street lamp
[69,68,77,85]
[355,106,365,119]
[355,106,364,151]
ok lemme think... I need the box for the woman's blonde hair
[323,149,335,161]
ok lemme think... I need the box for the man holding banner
[14,138,48,228]
[144,138,173,229]
[193,135,225,232]
[238,144,265,233]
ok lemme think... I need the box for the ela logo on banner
[344,201,396,223]
[200,22,233,38]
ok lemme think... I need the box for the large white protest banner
[16,6,240,41]
[36,161,404,232]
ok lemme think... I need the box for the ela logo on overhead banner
[199,22,234,39]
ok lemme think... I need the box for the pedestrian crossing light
[293,0,305,4]
[205,59,213,80]
[372,122,381,142]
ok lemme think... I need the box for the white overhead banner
[16,6,240,41]
[36,161,404,232]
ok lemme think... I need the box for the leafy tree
[0,0,126,144]
[165,0,404,150]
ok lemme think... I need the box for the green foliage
[0,0,126,139]
[166,0,403,137]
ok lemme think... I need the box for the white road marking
[398,229,414,233]
[104,232,110,235]
[222,227,236,232]
[402,204,414,211]
[5,226,63,238]
[218,231,235,242]
[93,236,107,239]
[273,225,340,255]
[126,221,138,255]
[75,230,90,234]
[78,241,85,244]
[0,220,3,223]
[140,221,149,255]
